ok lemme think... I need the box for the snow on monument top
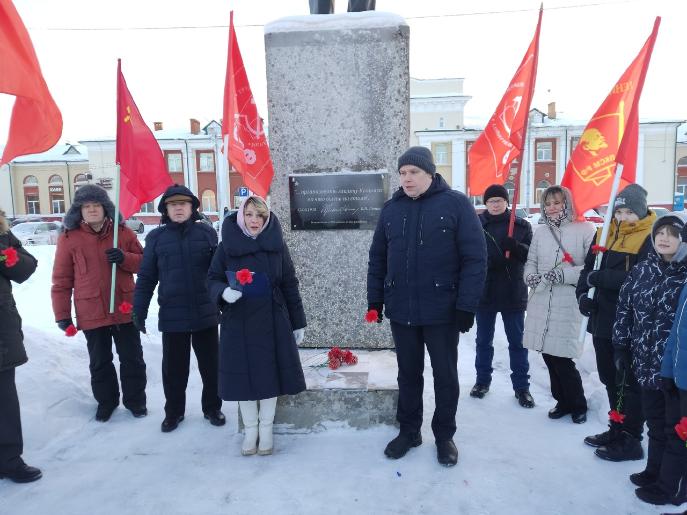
[264,11,406,35]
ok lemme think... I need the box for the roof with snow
[265,11,406,34]
[10,144,88,164]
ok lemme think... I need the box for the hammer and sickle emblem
[123,106,131,123]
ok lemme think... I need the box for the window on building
[26,195,40,214]
[536,141,553,161]
[139,202,155,214]
[23,175,38,186]
[23,176,40,214]
[51,197,65,214]
[198,151,215,172]
[74,173,88,191]
[434,143,450,165]
[48,175,65,214]
[49,175,63,185]
[166,151,183,172]
[439,117,445,129]
[535,180,551,203]
[201,189,217,212]
[504,181,516,201]
[570,136,580,154]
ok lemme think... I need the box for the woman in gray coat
[523,186,595,423]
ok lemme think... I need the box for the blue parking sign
[674,193,684,211]
[238,187,249,197]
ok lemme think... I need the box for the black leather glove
[578,295,598,317]
[456,310,475,333]
[367,303,383,323]
[132,312,147,334]
[587,270,602,288]
[501,237,517,252]
[614,347,631,374]
[105,248,125,264]
[56,319,74,331]
[661,377,678,394]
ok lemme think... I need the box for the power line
[33,0,639,32]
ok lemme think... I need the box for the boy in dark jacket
[133,185,224,433]
[614,213,687,506]
[0,209,41,483]
[471,184,534,408]
[576,184,655,460]
[367,146,487,466]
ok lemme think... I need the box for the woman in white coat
[523,185,595,423]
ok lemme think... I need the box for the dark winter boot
[95,404,117,422]
[161,415,184,433]
[129,405,148,418]
[548,404,570,419]
[436,439,458,467]
[384,432,422,459]
[470,383,490,399]
[0,459,42,484]
[204,410,226,427]
[631,469,659,487]
[584,423,621,448]
[635,483,686,506]
[515,390,535,408]
[595,431,644,461]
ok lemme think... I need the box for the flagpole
[578,162,624,343]
[109,163,121,313]
[506,4,542,257]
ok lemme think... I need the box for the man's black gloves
[56,319,73,331]
[367,303,384,323]
[456,310,475,333]
[132,312,147,334]
[614,347,631,375]
[578,295,598,317]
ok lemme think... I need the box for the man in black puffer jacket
[133,185,224,433]
[367,146,487,467]
[0,209,41,483]
[471,184,534,408]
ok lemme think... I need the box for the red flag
[467,7,542,197]
[222,11,274,198]
[0,0,62,166]
[116,60,173,219]
[562,18,660,218]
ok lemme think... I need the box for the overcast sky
[1,0,685,146]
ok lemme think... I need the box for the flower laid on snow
[0,247,19,267]
[609,409,626,424]
[118,301,133,314]
[236,268,253,285]
[65,324,78,337]
[364,309,379,323]
[308,346,359,370]
[675,417,687,443]
[591,244,608,255]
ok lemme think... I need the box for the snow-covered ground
[0,244,674,515]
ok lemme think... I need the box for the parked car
[650,206,670,218]
[11,221,61,245]
[124,216,145,234]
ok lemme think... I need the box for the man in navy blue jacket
[367,147,487,466]
[133,185,224,433]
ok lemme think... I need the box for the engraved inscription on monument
[289,172,387,230]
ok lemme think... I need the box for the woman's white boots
[238,401,258,456]
[239,397,277,456]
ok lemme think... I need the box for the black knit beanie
[397,146,436,175]
[483,184,509,205]
[615,184,648,219]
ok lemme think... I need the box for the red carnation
[365,309,379,323]
[65,324,78,337]
[591,245,607,255]
[328,346,344,361]
[328,357,341,370]
[1,247,19,267]
[118,301,133,314]
[609,410,626,424]
[562,252,574,264]
[343,350,358,365]
[236,268,253,285]
[675,417,687,442]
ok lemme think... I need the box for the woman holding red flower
[523,185,595,424]
[0,208,41,483]
[208,195,306,456]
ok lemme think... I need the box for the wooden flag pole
[577,162,625,343]
[109,163,121,313]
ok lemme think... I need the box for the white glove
[293,328,305,345]
[222,287,243,304]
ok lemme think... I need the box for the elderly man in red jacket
[51,185,147,422]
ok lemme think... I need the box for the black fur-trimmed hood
[63,184,123,230]
[157,184,201,224]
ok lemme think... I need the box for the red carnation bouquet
[675,417,687,445]
[64,324,78,337]
[118,301,133,314]
[0,247,19,267]
[236,268,253,286]
[308,346,359,370]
